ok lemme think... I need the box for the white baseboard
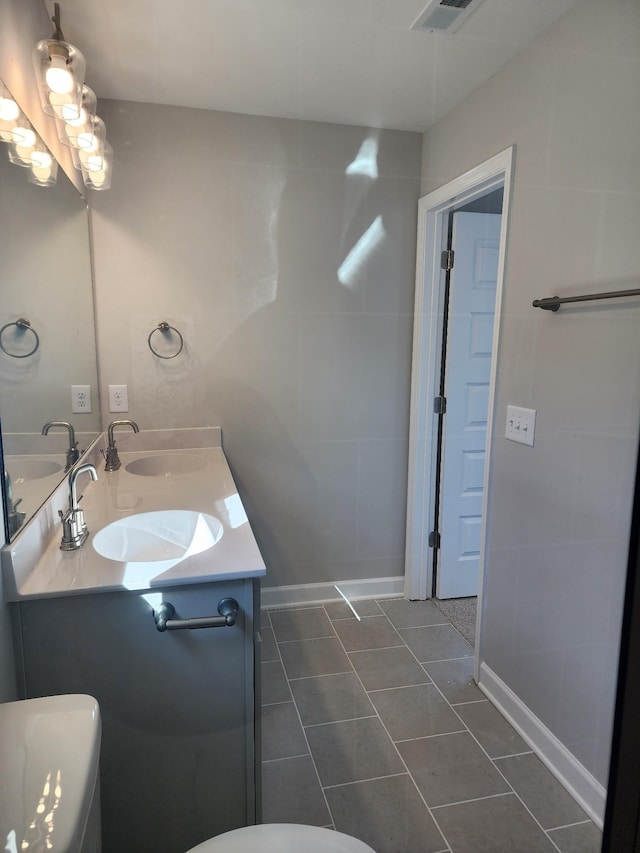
[478,661,607,828]
[260,576,404,610]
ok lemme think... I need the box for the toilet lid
[186,823,376,853]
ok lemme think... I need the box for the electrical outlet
[505,405,536,446]
[71,385,92,414]
[108,384,129,413]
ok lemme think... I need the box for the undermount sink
[125,453,204,477]
[7,457,64,482]
[92,510,223,566]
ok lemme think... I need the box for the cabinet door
[17,580,256,853]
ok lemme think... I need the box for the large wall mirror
[0,79,100,541]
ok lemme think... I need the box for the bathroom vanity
[2,429,266,853]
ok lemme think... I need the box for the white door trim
[404,147,515,638]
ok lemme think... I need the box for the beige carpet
[432,597,477,646]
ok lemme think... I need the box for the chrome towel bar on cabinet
[153,598,239,632]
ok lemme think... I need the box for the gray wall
[423,0,640,786]
[90,105,422,589]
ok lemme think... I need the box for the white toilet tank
[0,694,101,853]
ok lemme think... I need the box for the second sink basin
[125,454,204,478]
[7,457,64,482]
[92,510,223,565]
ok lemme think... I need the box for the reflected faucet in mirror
[3,469,25,537]
[102,420,139,472]
[42,421,80,471]
[59,462,98,551]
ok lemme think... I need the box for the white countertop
[2,433,266,600]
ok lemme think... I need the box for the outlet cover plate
[108,384,129,413]
[71,385,92,414]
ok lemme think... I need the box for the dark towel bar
[533,288,640,312]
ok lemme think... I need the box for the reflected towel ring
[0,318,40,358]
[148,322,184,359]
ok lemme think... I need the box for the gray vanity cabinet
[13,579,261,853]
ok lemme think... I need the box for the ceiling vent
[411,0,485,34]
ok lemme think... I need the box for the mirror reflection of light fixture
[32,2,85,119]
[28,140,59,187]
[0,81,20,142]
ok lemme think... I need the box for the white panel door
[437,212,501,599]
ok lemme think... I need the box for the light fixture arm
[51,3,65,41]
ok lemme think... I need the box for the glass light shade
[33,38,85,117]
[28,142,58,186]
[71,116,106,169]
[56,85,97,147]
[81,139,112,191]
[76,115,105,153]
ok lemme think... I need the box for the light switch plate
[506,405,536,446]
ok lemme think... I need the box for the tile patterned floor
[260,598,603,853]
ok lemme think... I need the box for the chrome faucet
[102,420,139,471]
[58,463,98,551]
[42,421,80,471]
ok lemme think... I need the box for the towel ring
[148,322,184,359]
[0,318,40,358]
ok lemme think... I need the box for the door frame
[404,148,514,639]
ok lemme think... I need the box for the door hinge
[428,531,441,549]
[441,249,455,271]
[433,395,447,415]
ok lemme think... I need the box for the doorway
[405,148,514,650]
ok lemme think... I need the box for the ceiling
[47,0,582,133]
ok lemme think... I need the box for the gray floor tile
[261,660,291,705]
[305,716,404,786]
[379,598,449,629]
[262,755,330,826]
[290,673,375,726]
[434,793,558,853]
[397,731,510,807]
[349,645,431,690]
[494,752,590,829]
[261,701,308,761]
[332,614,403,652]
[423,658,483,704]
[269,607,335,641]
[325,774,447,853]
[369,684,463,741]
[260,623,279,662]
[547,821,602,853]
[400,624,473,662]
[279,637,352,679]
[454,700,528,758]
[324,600,382,620]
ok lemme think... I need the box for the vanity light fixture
[33,4,112,191]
